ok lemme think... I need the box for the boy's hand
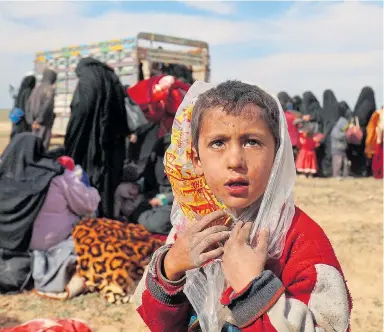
[164,210,231,281]
[221,222,269,293]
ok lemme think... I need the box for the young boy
[134,81,352,331]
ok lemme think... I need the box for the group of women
[0,57,190,305]
[278,87,382,179]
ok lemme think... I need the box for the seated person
[136,134,173,235]
[114,134,173,235]
[30,155,100,299]
[30,155,100,251]
[114,167,145,222]
[0,135,99,296]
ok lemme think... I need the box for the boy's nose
[226,146,246,170]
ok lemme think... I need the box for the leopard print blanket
[72,218,164,304]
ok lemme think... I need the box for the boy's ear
[192,147,204,176]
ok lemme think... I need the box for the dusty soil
[0,119,382,332]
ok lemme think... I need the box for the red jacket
[135,207,352,331]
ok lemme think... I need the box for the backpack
[346,117,363,145]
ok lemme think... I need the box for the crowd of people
[0,58,190,306]
[0,56,382,331]
[278,89,383,180]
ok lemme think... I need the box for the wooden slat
[137,32,208,49]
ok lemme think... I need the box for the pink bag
[346,117,363,145]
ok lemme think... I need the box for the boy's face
[192,106,276,213]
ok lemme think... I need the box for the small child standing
[331,112,350,179]
[295,124,318,177]
[134,81,351,332]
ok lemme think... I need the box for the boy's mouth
[224,178,249,195]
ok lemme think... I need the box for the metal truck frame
[33,32,210,137]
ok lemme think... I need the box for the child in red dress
[295,124,318,176]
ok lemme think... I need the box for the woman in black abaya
[292,95,303,113]
[10,75,36,139]
[348,86,377,177]
[277,91,292,110]
[338,101,353,121]
[0,133,63,292]
[300,91,323,132]
[321,89,341,177]
[64,57,130,218]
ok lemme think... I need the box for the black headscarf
[347,87,377,177]
[10,75,37,139]
[321,90,341,177]
[0,133,64,252]
[300,91,322,126]
[292,95,302,112]
[64,57,130,218]
[277,92,292,110]
[338,101,353,120]
[322,89,340,132]
[15,76,36,111]
[354,87,376,128]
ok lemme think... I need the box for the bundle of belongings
[127,74,190,138]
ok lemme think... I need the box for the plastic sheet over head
[164,81,297,331]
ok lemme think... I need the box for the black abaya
[300,91,323,131]
[0,133,64,252]
[339,101,353,121]
[277,91,292,110]
[64,57,130,218]
[292,95,302,112]
[348,87,377,177]
[321,90,341,177]
[10,75,36,139]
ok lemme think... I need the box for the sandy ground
[0,118,382,332]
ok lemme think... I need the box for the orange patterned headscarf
[164,99,229,226]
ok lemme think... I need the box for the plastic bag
[185,261,230,332]
[346,116,363,145]
[9,107,24,124]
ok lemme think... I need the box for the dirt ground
[0,116,382,332]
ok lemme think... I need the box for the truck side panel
[34,38,138,136]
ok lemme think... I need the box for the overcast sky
[0,0,383,109]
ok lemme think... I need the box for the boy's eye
[244,139,260,147]
[209,140,225,149]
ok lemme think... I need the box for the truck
[33,32,210,137]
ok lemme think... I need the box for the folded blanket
[72,218,164,304]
